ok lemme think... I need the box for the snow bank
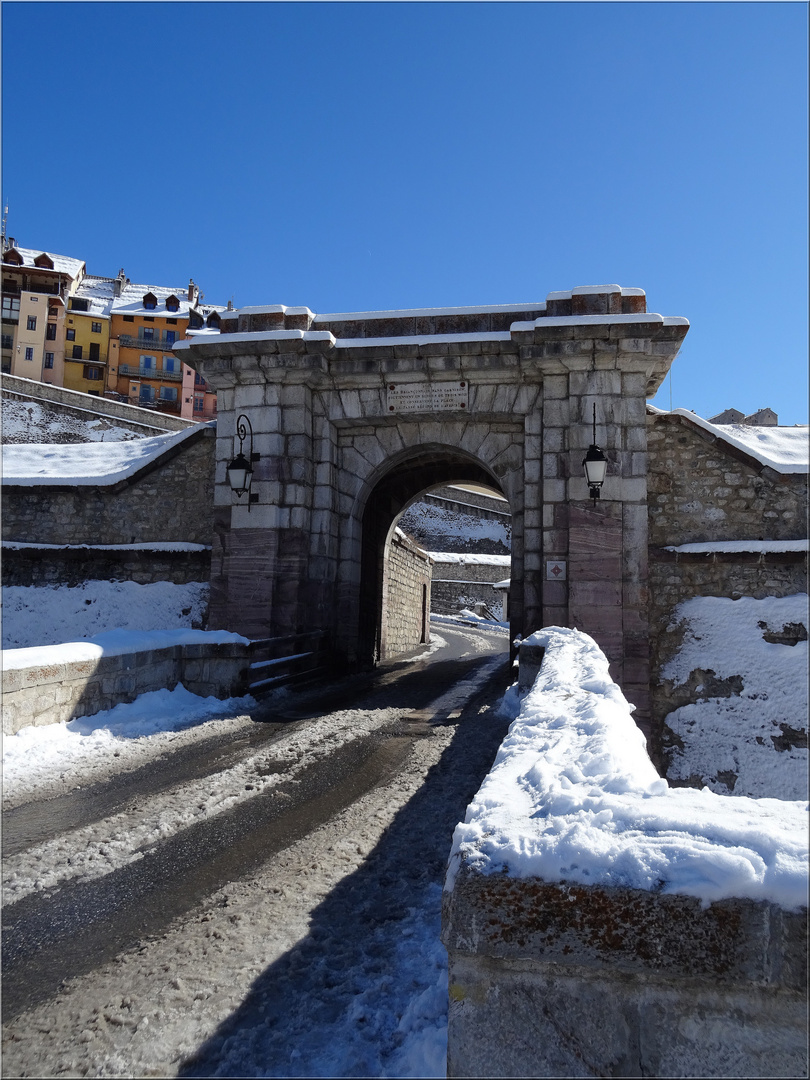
[2,685,257,800]
[662,594,808,798]
[2,580,211,650]
[1,398,142,443]
[1,424,210,485]
[3,628,249,672]
[446,627,807,911]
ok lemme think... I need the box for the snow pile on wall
[662,594,808,799]
[398,502,510,554]
[2,580,210,650]
[446,626,807,911]
[662,409,809,474]
[1,424,206,486]
[2,397,142,444]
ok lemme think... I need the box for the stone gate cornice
[175,317,687,398]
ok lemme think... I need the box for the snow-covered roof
[71,276,116,318]
[111,282,195,318]
[2,246,85,279]
[1,424,211,486]
[657,408,809,474]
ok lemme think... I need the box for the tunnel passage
[358,445,508,666]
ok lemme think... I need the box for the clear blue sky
[3,2,807,423]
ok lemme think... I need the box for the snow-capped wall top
[446,625,807,911]
[664,540,808,555]
[313,302,546,322]
[660,408,809,474]
[1,424,210,486]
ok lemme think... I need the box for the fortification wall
[2,543,211,588]
[647,412,806,547]
[382,530,432,658]
[1,427,215,547]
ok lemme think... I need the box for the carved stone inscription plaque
[387,381,468,413]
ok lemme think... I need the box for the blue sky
[2,2,807,423]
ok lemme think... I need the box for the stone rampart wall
[647,412,807,547]
[431,580,504,615]
[430,560,509,615]
[382,531,432,658]
[2,640,250,735]
[1,374,195,434]
[1,427,215,546]
[648,549,807,764]
[444,873,806,1079]
[442,631,807,1078]
[2,545,211,588]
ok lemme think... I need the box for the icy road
[2,621,512,1078]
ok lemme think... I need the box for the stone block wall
[2,640,251,735]
[646,411,808,753]
[442,629,807,1078]
[647,412,807,547]
[1,374,195,435]
[444,872,807,1079]
[1,426,215,546]
[381,529,432,658]
[2,544,211,588]
[430,559,510,615]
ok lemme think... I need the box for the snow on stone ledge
[1,425,212,487]
[3,628,250,671]
[445,626,808,912]
[661,409,809,474]
[428,552,512,566]
[664,539,808,555]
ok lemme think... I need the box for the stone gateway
[174,285,689,723]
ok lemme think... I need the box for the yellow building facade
[62,277,114,397]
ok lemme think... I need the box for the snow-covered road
[2,623,513,1078]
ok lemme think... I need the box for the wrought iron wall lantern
[582,403,608,504]
[227,413,260,509]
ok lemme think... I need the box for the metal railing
[247,631,332,696]
[118,334,179,352]
[118,364,182,382]
[0,281,61,297]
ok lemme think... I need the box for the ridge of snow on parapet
[428,552,511,566]
[664,540,808,554]
[660,409,809,474]
[446,626,808,911]
[1,424,212,486]
[3,628,250,671]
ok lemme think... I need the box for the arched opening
[357,445,510,667]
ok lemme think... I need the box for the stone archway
[356,444,510,666]
[175,284,688,721]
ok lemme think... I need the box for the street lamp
[582,403,608,504]
[227,413,260,509]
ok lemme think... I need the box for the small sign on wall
[387,382,468,414]
[546,560,567,580]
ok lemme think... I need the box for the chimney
[188,278,199,304]
[227,299,233,311]
[114,268,127,297]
